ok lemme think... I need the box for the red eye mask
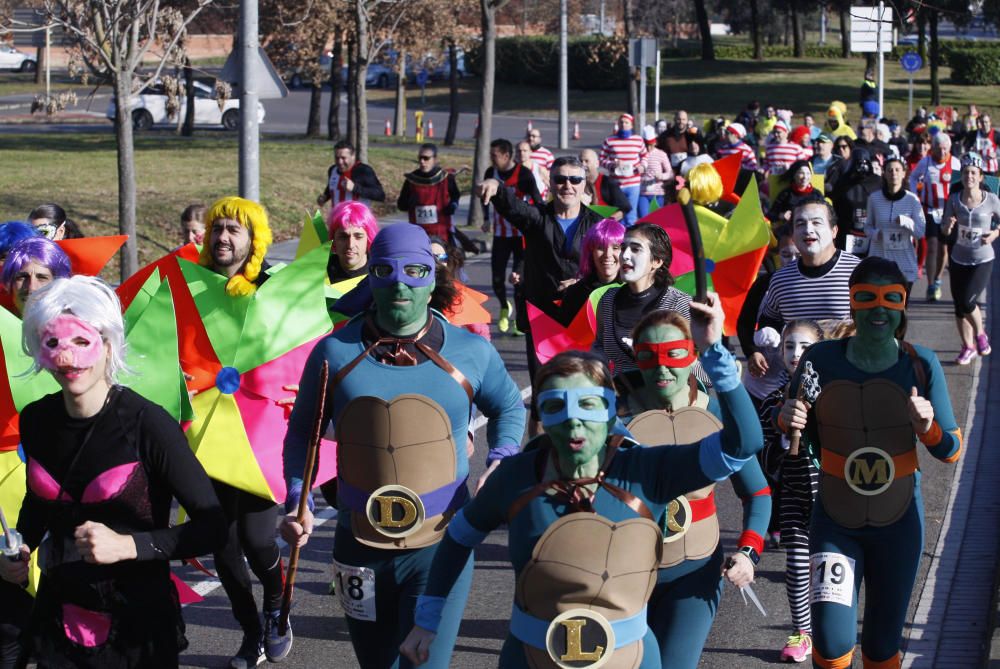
[634,340,697,369]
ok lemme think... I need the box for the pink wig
[326,201,378,250]
[578,218,626,279]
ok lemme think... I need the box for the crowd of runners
[0,88,994,669]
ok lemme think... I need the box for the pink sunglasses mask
[38,314,105,372]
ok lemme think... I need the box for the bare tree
[2,0,215,280]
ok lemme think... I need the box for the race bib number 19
[333,561,377,621]
[809,552,855,607]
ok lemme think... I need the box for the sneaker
[263,609,293,662]
[925,285,936,302]
[510,325,525,337]
[228,633,265,669]
[977,333,992,356]
[768,531,781,549]
[498,300,512,333]
[931,280,943,301]
[780,632,813,663]
[956,347,977,366]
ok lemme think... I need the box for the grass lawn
[0,132,473,278]
[371,56,999,124]
[0,71,98,97]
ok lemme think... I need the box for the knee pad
[814,647,854,669]
[862,650,901,669]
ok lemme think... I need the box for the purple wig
[1,237,72,291]
[577,218,626,279]
[326,201,379,250]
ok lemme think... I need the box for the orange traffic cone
[427,119,434,138]
[384,119,392,136]
[572,121,580,140]
[527,119,533,132]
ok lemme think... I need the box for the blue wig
[0,221,40,257]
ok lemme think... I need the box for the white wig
[21,275,128,384]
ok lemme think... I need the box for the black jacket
[321,162,386,203]
[490,187,604,316]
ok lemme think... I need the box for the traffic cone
[427,119,434,138]
[572,121,580,140]
[384,119,391,136]
[527,119,534,132]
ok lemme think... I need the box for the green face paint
[372,281,434,336]
[539,372,615,471]
[636,324,693,410]
[852,276,903,345]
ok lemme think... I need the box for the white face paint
[792,205,835,259]
[794,166,812,188]
[782,328,819,373]
[620,235,656,284]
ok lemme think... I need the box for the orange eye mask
[634,340,697,369]
[850,283,907,311]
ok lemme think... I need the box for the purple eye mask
[369,256,435,288]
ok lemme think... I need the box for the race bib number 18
[809,552,855,607]
[333,561,377,621]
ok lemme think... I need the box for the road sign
[850,5,893,53]
[10,9,69,48]
[900,51,923,72]
[628,38,657,68]
[219,46,288,100]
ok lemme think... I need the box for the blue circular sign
[900,52,923,73]
[215,366,241,395]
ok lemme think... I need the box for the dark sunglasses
[553,175,585,185]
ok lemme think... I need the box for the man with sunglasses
[477,156,605,433]
[397,143,461,244]
[280,223,525,669]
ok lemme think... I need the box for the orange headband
[850,283,907,311]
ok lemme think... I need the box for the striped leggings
[779,450,820,633]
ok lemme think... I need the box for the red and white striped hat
[619,113,634,124]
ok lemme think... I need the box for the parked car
[284,51,338,89]
[365,63,398,89]
[0,44,37,72]
[105,80,265,131]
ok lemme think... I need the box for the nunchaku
[278,360,329,636]
[789,361,821,456]
[0,504,24,562]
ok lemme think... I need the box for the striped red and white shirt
[716,141,759,172]
[599,134,647,188]
[764,141,805,176]
[530,146,555,170]
[972,130,999,173]
[491,165,528,238]
[909,154,962,215]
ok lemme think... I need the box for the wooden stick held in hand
[789,361,821,456]
[278,360,329,636]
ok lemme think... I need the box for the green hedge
[948,47,1000,84]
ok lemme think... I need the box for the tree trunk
[929,10,940,106]
[394,48,406,138]
[355,0,370,163]
[791,0,803,56]
[328,36,342,141]
[839,5,850,58]
[307,83,322,137]
[623,0,636,114]
[693,0,715,60]
[783,9,790,46]
[469,0,498,229]
[347,38,357,147]
[445,40,459,146]
[182,59,195,137]
[34,45,44,85]
[750,0,763,60]
[114,74,138,280]
[917,10,927,59]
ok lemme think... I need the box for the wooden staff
[789,361,820,456]
[788,383,808,457]
[278,360,329,636]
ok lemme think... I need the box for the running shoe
[768,531,781,549]
[498,300,512,333]
[956,347,976,365]
[931,280,943,302]
[977,333,992,356]
[780,632,813,663]
[263,609,293,662]
[228,633,265,669]
[510,325,525,337]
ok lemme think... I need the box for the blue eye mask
[536,386,617,427]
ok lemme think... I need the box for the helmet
[961,152,985,171]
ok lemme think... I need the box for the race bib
[332,561,376,621]
[928,208,944,226]
[809,552,855,607]
[958,224,982,248]
[414,205,438,226]
[884,227,910,251]
[846,234,870,256]
[852,208,868,230]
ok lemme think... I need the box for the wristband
[918,420,943,447]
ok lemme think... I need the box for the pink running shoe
[977,333,992,356]
[780,632,812,663]
[956,347,977,365]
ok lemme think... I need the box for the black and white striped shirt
[757,250,860,331]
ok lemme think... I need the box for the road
[172,219,979,668]
[0,86,618,150]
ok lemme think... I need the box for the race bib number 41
[809,552,856,607]
[333,561,377,621]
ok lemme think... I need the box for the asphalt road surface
[177,241,975,668]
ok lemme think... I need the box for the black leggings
[212,480,283,637]
[490,236,524,307]
[949,259,992,316]
[0,583,31,669]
